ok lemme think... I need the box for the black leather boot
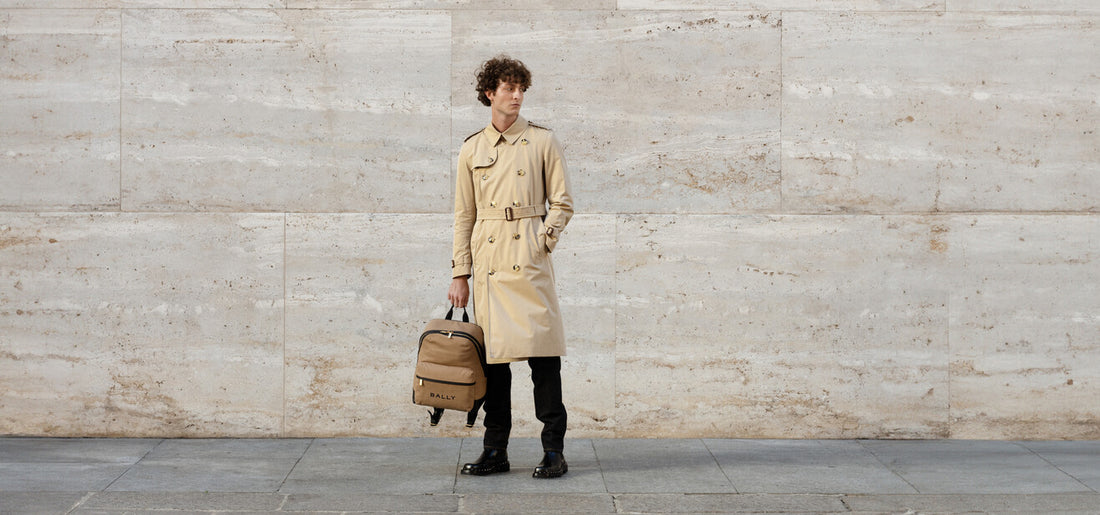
[461,448,510,476]
[532,451,567,478]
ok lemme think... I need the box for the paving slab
[142,438,312,460]
[860,440,1089,494]
[71,510,213,515]
[0,462,133,492]
[704,439,916,495]
[842,492,1100,513]
[461,493,615,513]
[0,491,89,513]
[106,457,299,493]
[1019,440,1100,492]
[280,437,460,495]
[297,437,461,465]
[613,493,848,513]
[594,439,735,494]
[282,493,458,512]
[0,438,159,464]
[78,491,286,511]
[455,438,605,494]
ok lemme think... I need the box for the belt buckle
[505,207,514,221]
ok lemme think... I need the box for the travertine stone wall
[1,3,1096,439]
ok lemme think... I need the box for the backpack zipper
[418,330,486,365]
[417,375,475,387]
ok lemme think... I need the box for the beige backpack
[413,307,487,412]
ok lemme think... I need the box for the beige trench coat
[452,116,573,364]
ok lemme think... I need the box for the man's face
[486,80,524,118]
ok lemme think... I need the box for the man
[447,55,574,479]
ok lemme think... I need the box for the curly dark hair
[476,55,532,107]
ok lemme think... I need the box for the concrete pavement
[1,437,1098,513]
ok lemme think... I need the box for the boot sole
[532,465,568,479]
[461,462,510,476]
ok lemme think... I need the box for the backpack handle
[445,305,470,323]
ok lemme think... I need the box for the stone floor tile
[300,437,461,465]
[843,493,1100,512]
[0,463,132,492]
[72,511,213,515]
[860,440,1089,494]
[0,491,89,513]
[594,439,735,494]
[0,438,159,463]
[143,438,312,460]
[704,439,917,494]
[105,458,298,493]
[282,438,459,495]
[461,493,615,513]
[280,463,457,495]
[283,493,459,512]
[613,493,848,513]
[79,491,286,511]
[1019,441,1100,492]
[454,438,606,494]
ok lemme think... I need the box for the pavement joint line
[589,438,610,494]
[1018,440,1098,493]
[856,438,921,494]
[452,436,466,494]
[700,438,738,494]
[278,437,314,493]
[64,491,95,515]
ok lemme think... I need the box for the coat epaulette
[527,121,551,131]
[464,129,484,142]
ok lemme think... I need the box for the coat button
[488,236,495,244]
[513,265,521,271]
[489,157,495,162]
[489,201,497,207]
[488,270,496,276]
[513,233,520,240]
[512,201,520,207]
[481,174,488,181]
[521,139,528,145]
[517,169,526,176]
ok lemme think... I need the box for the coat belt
[477,204,546,221]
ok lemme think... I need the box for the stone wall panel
[0,10,120,211]
[284,213,452,436]
[782,12,1099,213]
[287,0,614,8]
[947,1,1100,13]
[453,10,781,215]
[1,5,1096,439]
[121,9,451,212]
[618,0,942,10]
[947,215,1100,439]
[284,214,615,436]
[0,213,284,436]
[615,214,951,438]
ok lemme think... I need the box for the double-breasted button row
[487,265,523,276]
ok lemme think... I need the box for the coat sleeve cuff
[452,260,472,278]
[543,227,560,253]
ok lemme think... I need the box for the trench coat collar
[485,116,529,146]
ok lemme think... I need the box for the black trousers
[482,356,567,452]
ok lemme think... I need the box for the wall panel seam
[118,7,124,213]
[282,212,287,437]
